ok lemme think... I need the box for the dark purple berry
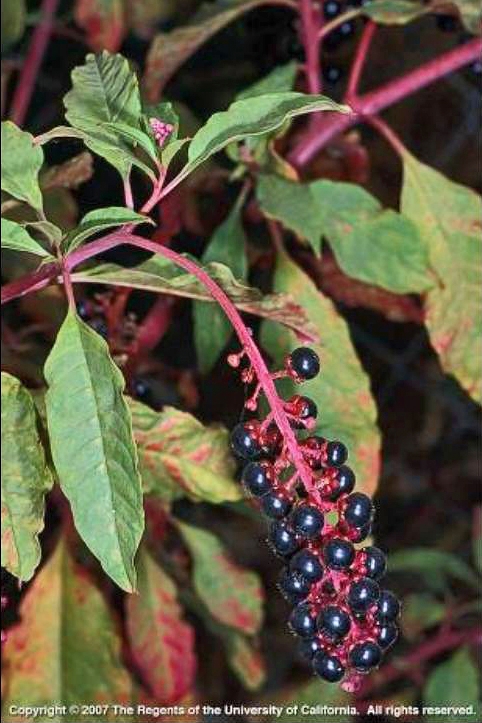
[317,605,351,639]
[323,538,355,570]
[288,347,320,380]
[349,641,382,672]
[269,521,299,557]
[290,549,324,582]
[133,378,150,399]
[364,546,387,580]
[291,504,324,539]
[326,441,348,467]
[230,423,260,460]
[324,0,341,19]
[339,20,355,38]
[261,491,292,519]
[329,465,356,500]
[289,603,317,637]
[349,522,372,543]
[241,462,272,497]
[323,66,342,85]
[348,577,380,612]
[298,636,323,661]
[313,651,345,682]
[76,300,90,319]
[89,318,108,338]
[376,590,401,622]
[279,569,311,604]
[377,623,399,650]
[343,492,374,528]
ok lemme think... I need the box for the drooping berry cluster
[229,347,400,689]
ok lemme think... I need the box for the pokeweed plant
[1,0,481,716]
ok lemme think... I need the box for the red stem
[1,262,59,304]
[9,0,61,127]
[300,0,322,94]
[359,627,482,698]
[345,20,377,101]
[289,37,482,168]
[367,115,407,155]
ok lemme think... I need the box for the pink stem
[300,0,322,94]
[9,0,61,127]
[367,115,407,155]
[1,262,59,304]
[345,20,376,101]
[289,37,482,168]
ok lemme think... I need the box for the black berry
[349,641,382,672]
[269,521,299,557]
[279,569,311,604]
[377,623,399,650]
[339,20,355,38]
[317,605,351,639]
[291,504,324,539]
[261,491,293,519]
[343,492,374,528]
[330,466,356,500]
[133,378,150,400]
[288,347,320,381]
[323,538,355,570]
[230,423,260,460]
[364,546,387,580]
[323,65,342,85]
[326,441,348,467]
[348,577,380,612]
[324,0,341,19]
[290,549,324,582]
[289,603,317,637]
[298,636,323,661]
[376,590,401,622]
[241,462,272,497]
[313,651,345,682]
[89,318,108,338]
[76,300,90,319]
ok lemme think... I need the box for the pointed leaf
[365,0,430,24]
[177,520,264,634]
[401,594,446,641]
[237,61,298,101]
[389,548,480,592]
[130,399,240,504]
[401,150,482,403]
[44,311,144,591]
[1,373,53,581]
[72,256,319,342]
[186,93,350,175]
[3,539,132,720]
[1,218,51,258]
[194,195,248,373]
[222,631,266,691]
[64,206,154,253]
[261,250,380,495]
[64,52,149,180]
[75,0,126,52]
[446,0,481,34]
[1,121,44,211]
[125,548,196,704]
[423,648,480,723]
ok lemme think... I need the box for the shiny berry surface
[348,577,380,612]
[377,623,399,650]
[298,636,323,661]
[376,590,401,622]
[313,652,345,682]
[317,605,351,639]
[269,521,299,557]
[326,441,348,467]
[288,347,320,380]
[343,492,374,528]
[290,549,324,582]
[241,462,272,497]
[289,603,317,637]
[230,423,260,460]
[279,568,311,604]
[291,504,324,539]
[349,641,382,672]
[364,546,387,580]
[261,491,293,519]
[323,538,355,570]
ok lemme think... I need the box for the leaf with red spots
[75,0,126,52]
[2,538,133,720]
[261,249,380,495]
[130,399,241,504]
[222,630,266,690]
[125,548,196,705]
[177,520,264,635]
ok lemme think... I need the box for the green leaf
[257,175,432,294]
[401,150,482,404]
[177,520,264,634]
[473,507,482,574]
[222,631,266,691]
[64,206,154,253]
[1,121,44,211]
[64,52,150,181]
[194,194,248,373]
[237,61,298,101]
[186,93,350,177]
[1,0,26,52]
[2,538,132,721]
[389,548,480,592]
[261,250,380,495]
[423,648,480,723]
[72,256,319,342]
[450,0,481,34]
[125,548,195,703]
[1,373,53,581]
[365,0,429,24]
[44,311,144,592]
[25,220,63,246]
[401,594,446,641]
[143,0,275,102]
[1,218,51,258]
[130,399,240,504]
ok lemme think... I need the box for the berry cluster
[149,118,174,148]
[229,347,400,689]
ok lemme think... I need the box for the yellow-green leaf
[1,218,51,258]
[1,121,44,211]
[1,373,53,581]
[423,648,480,722]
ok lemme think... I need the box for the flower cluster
[149,118,174,148]
[229,347,400,688]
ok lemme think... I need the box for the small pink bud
[149,118,174,148]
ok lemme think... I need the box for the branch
[299,0,322,94]
[9,0,61,126]
[288,37,482,168]
[1,262,59,305]
[345,20,377,101]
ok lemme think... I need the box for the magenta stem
[345,20,376,101]
[300,0,322,94]
[366,115,407,155]
[289,37,482,168]
[9,0,61,127]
